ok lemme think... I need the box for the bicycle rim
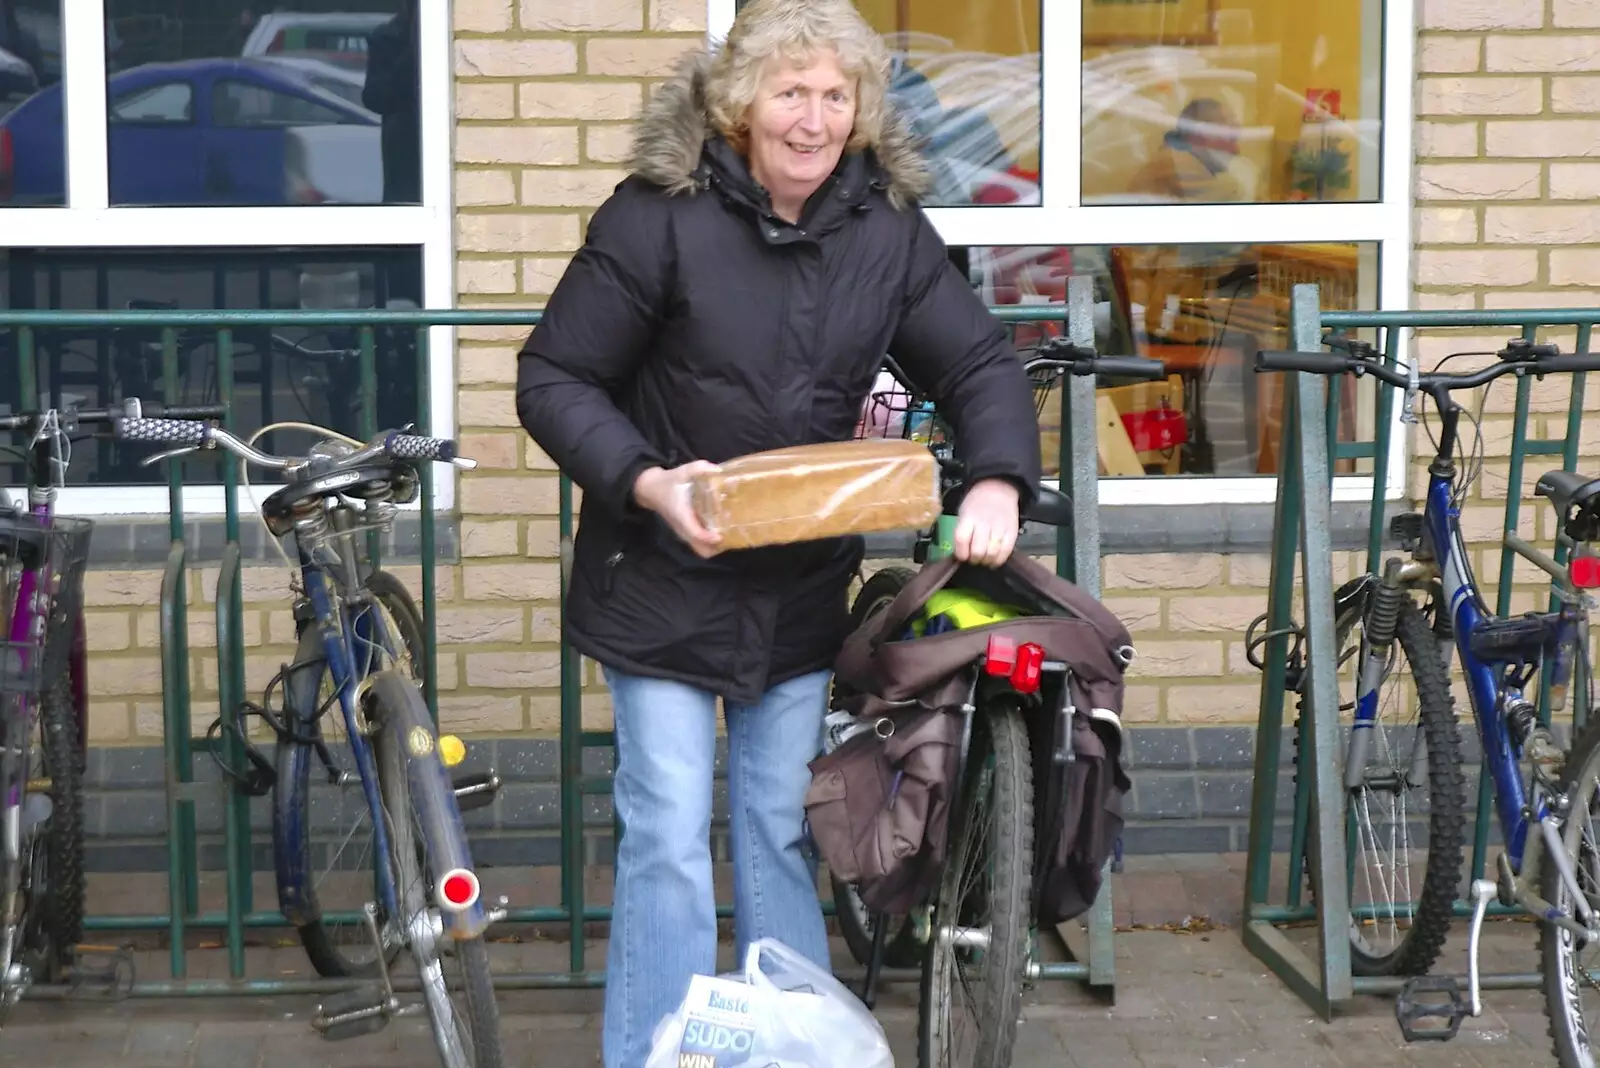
[918,704,1033,1068]
[1542,708,1600,1068]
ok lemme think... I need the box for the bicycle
[109,405,505,1067]
[0,400,210,1020]
[833,341,1163,1068]
[1250,337,1600,1064]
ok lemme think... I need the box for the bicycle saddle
[1535,470,1600,541]
[1023,484,1074,527]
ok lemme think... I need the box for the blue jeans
[600,666,832,1068]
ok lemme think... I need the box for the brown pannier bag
[804,551,1135,922]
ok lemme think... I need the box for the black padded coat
[515,48,1043,705]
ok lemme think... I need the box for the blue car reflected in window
[0,57,379,206]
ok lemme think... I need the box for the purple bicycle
[0,398,211,1019]
[0,403,94,1020]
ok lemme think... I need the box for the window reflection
[0,246,423,487]
[0,1,62,206]
[1082,0,1384,205]
[958,241,1379,477]
[84,1,418,207]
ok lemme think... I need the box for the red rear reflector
[1011,642,1045,694]
[984,635,1017,676]
[1571,555,1600,589]
[439,869,480,911]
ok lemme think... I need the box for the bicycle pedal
[1395,976,1467,1042]
[63,944,135,1001]
[452,771,501,812]
[312,985,394,1041]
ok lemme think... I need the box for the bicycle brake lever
[138,445,202,467]
[450,456,478,470]
[1402,357,1420,425]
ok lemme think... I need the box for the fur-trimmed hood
[625,47,933,212]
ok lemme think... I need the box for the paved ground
[0,853,1569,1066]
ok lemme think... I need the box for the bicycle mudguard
[365,670,491,941]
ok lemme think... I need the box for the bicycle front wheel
[918,703,1033,1068]
[370,670,503,1068]
[1301,590,1465,977]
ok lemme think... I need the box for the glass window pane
[1083,0,1383,205]
[734,0,1042,207]
[102,2,415,206]
[0,1,64,207]
[957,240,1380,476]
[0,245,423,487]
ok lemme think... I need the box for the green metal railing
[1241,285,1600,1018]
[3,294,1120,999]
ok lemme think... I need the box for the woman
[515,1,1041,1063]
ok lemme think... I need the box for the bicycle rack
[0,295,1132,1003]
[1241,283,1600,1018]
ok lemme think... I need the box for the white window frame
[5,0,457,517]
[707,0,1415,508]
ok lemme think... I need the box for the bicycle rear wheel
[275,569,424,979]
[369,670,503,1068]
[918,703,1033,1068]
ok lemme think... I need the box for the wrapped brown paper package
[690,439,941,551]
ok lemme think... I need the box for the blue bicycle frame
[1420,470,1579,872]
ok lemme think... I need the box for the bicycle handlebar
[1255,344,1600,393]
[108,401,477,473]
[1025,339,1167,381]
[0,400,226,432]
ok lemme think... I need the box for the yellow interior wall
[860,0,1367,203]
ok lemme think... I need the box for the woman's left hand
[952,477,1021,567]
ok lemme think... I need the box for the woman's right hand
[631,462,726,559]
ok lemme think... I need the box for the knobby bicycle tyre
[918,703,1033,1068]
[1540,700,1600,1068]
[33,675,84,981]
[829,565,921,970]
[1300,594,1465,977]
[370,670,503,1068]
[276,569,425,979]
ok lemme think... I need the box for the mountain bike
[110,406,505,1068]
[1251,337,1600,1065]
[0,399,219,1021]
[835,342,1161,1068]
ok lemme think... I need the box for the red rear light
[438,868,480,911]
[983,636,1046,694]
[984,634,1017,676]
[1011,642,1045,694]
[1570,555,1600,589]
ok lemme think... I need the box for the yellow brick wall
[78,0,1600,745]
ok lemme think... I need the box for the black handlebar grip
[1255,350,1352,374]
[1092,356,1166,380]
[116,418,210,446]
[387,433,458,462]
[1538,355,1600,374]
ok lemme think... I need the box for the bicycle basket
[0,513,94,699]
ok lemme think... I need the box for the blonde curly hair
[705,0,893,157]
